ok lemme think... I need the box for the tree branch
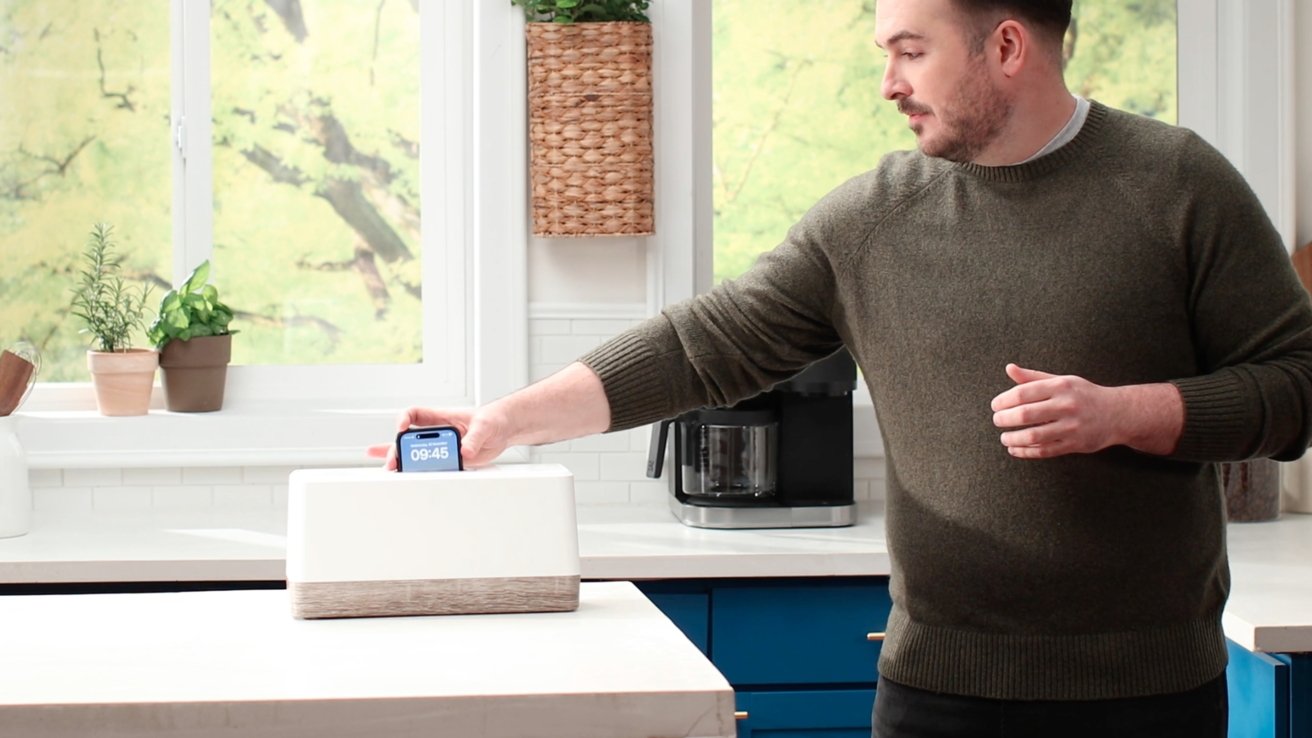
[93,28,136,112]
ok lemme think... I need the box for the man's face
[874,0,1013,163]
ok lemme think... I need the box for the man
[370,0,1312,735]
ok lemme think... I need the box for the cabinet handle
[734,711,749,720]
[867,631,886,641]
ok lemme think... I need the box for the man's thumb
[1006,363,1055,384]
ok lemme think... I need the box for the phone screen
[396,426,463,472]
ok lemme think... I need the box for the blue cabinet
[1228,639,1291,738]
[1226,640,1312,738]
[638,580,1312,738]
[637,577,889,738]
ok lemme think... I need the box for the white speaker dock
[287,464,579,619]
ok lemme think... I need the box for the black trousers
[872,672,1228,738]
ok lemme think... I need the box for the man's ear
[993,19,1028,77]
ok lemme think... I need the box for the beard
[900,54,1013,163]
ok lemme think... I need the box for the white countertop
[1,502,1309,653]
[0,504,891,583]
[0,581,734,738]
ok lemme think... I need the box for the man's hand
[990,363,1183,459]
[365,361,611,470]
[366,405,512,470]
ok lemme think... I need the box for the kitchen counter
[1,502,1310,653]
[0,503,891,583]
[0,581,734,738]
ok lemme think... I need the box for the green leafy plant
[510,0,650,23]
[69,223,153,353]
[147,260,237,349]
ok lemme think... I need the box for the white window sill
[11,405,528,470]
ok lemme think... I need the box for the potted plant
[512,0,655,237]
[147,260,236,412]
[69,223,157,416]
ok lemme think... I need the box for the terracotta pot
[159,334,231,413]
[87,349,158,416]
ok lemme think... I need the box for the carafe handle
[646,418,672,478]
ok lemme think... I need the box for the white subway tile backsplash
[93,486,153,511]
[571,319,639,335]
[182,467,244,486]
[629,480,670,507]
[571,431,637,453]
[573,482,630,505]
[65,468,123,488]
[34,488,93,513]
[152,486,214,510]
[599,452,650,481]
[122,468,182,487]
[213,485,273,508]
[534,319,572,336]
[242,466,298,485]
[535,452,600,481]
[630,426,657,451]
[537,335,610,366]
[28,469,63,488]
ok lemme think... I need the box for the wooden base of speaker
[290,575,581,619]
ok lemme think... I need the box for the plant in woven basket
[511,0,650,23]
[519,2,656,237]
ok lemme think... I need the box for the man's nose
[881,60,908,100]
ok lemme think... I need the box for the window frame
[18,0,529,468]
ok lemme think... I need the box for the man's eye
[902,51,923,59]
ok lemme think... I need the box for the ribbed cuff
[578,332,674,432]
[1169,372,1253,460]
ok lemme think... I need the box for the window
[1,1,529,466]
[710,0,1178,284]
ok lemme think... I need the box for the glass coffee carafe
[678,407,778,499]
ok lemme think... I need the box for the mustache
[898,100,931,116]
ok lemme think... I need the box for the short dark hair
[949,0,1072,55]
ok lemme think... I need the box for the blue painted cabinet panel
[1281,654,1311,738]
[734,689,876,738]
[641,590,710,655]
[1228,639,1290,738]
[712,582,891,686]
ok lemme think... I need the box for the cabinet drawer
[734,688,876,737]
[712,581,890,686]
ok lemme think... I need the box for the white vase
[0,414,32,538]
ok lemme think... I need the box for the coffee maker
[646,349,857,529]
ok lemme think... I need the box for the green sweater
[580,102,1312,700]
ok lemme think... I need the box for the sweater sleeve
[1166,134,1312,462]
[577,176,869,432]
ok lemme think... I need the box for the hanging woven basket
[526,21,654,237]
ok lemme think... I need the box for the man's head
[874,0,1073,164]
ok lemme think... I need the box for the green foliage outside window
[0,0,422,381]
[712,0,1178,284]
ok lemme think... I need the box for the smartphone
[395,425,463,472]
